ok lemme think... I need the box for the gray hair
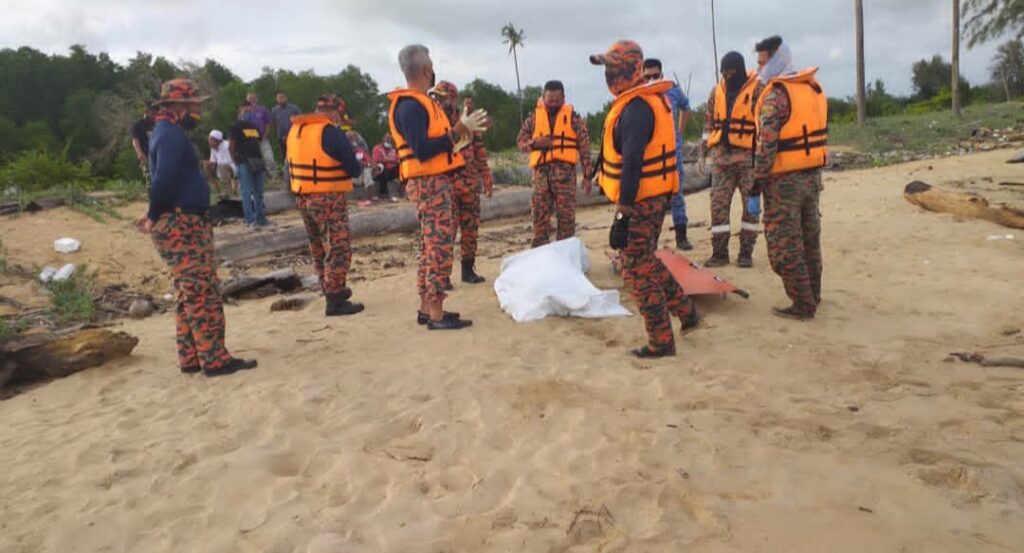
[398,44,431,78]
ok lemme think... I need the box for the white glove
[460,106,490,133]
[453,135,471,153]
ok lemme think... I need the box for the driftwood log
[221,268,302,298]
[1,329,138,387]
[217,169,711,263]
[903,181,1024,229]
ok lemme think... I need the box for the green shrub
[0,150,93,194]
[45,269,97,324]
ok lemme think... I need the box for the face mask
[179,111,201,131]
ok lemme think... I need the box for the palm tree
[501,23,525,123]
[855,0,866,125]
[991,39,1024,101]
[952,0,963,117]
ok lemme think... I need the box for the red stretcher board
[654,248,750,298]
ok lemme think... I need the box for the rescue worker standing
[286,93,366,316]
[429,81,491,285]
[516,81,594,248]
[590,40,698,358]
[750,36,827,320]
[136,79,257,377]
[387,44,489,330]
[703,52,762,268]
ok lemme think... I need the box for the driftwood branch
[903,181,1024,229]
[2,329,138,387]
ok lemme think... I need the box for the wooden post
[855,0,866,125]
[952,0,962,117]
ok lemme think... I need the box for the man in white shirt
[205,130,237,198]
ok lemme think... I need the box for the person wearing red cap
[591,41,698,359]
[429,80,489,286]
[286,94,367,316]
[136,78,257,377]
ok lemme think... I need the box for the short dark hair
[543,80,564,93]
[643,58,662,71]
[755,36,783,54]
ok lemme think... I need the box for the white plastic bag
[494,238,631,323]
[53,264,76,281]
[54,237,81,253]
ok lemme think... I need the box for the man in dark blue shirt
[136,79,257,378]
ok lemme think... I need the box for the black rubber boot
[704,250,730,267]
[737,245,754,268]
[203,358,257,377]
[630,345,676,358]
[772,306,815,320]
[461,258,486,284]
[417,311,460,325]
[326,293,364,316]
[674,226,694,251]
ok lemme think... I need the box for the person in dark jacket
[135,79,257,377]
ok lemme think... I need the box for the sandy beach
[1,150,1022,552]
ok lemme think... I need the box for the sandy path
[1,151,1022,552]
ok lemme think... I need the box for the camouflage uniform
[151,211,233,372]
[296,192,351,294]
[620,195,695,353]
[452,134,491,261]
[517,111,594,248]
[407,174,455,303]
[704,90,759,257]
[754,84,823,315]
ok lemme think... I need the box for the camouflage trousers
[151,211,233,371]
[531,162,577,248]
[762,169,823,315]
[451,169,481,261]
[620,195,694,352]
[407,174,455,303]
[296,192,351,295]
[710,158,759,253]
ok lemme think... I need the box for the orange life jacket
[285,113,353,194]
[754,67,829,175]
[707,71,759,150]
[529,101,580,168]
[597,80,680,204]
[386,89,465,179]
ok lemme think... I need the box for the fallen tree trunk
[1,329,138,387]
[903,181,1024,229]
[221,268,301,298]
[217,168,711,262]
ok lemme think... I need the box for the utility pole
[710,0,719,79]
[855,0,866,126]
[952,0,962,117]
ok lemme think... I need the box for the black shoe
[204,358,257,377]
[335,287,353,301]
[704,253,730,267]
[326,300,364,316]
[443,279,454,291]
[736,254,753,268]
[630,345,676,358]
[674,226,694,251]
[180,364,201,374]
[416,310,461,325]
[427,317,473,330]
[679,299,700,333]
[772,306,815,320]
[461,258,486,284]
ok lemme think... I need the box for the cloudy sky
[1,0,1008,113]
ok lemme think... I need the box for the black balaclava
[720,51,747,148]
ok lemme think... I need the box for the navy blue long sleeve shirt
[321,125,364,178]
[612,98,655,206]
[147,121,210,221]
[393,98,453,161]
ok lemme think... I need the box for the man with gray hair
[386,44,489,330]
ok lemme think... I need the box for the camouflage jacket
[753,83,790,180]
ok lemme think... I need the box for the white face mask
[758,43,795,84]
